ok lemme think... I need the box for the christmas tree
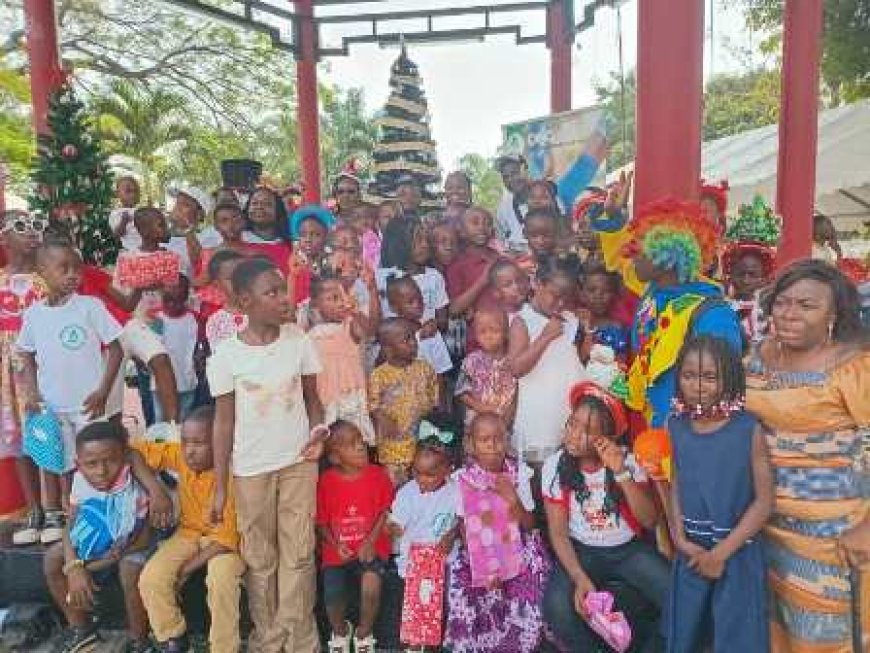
[29,84,118,266]
[368,44,442,207]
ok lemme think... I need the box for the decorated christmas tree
[29,84,118,266]
[369,44,442,207]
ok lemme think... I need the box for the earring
[827,322,834,343]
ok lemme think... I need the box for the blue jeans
[544,538,671,652]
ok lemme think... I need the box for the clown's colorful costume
[590,198,743,430]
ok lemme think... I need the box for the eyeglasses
[1,216,48,235]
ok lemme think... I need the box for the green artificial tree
[29,83,118,266]
[369,44,442,207]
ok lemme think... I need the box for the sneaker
[12,507,44,546]
[327,621,353,653]
[59,626,99,653]
[40,510,65,544]
[353,633,376,653]
[158,634,190,653]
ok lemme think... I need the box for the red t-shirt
[316,464,394,567]
[445,246,502,352]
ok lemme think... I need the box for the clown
[590,193,743,433]
[721,195,780,344]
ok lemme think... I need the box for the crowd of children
[1,161,868,653]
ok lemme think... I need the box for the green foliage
[320,86,377,189]
[744,0,870,104]
[459,153,503,213]
[0,54,34,192]
[29,84,118,266]
[595,67,782,170]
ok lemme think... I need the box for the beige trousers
[138,533,245,653]
[234,462,319,653]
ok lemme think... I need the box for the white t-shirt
[391,478,460,577]
[495,191,528,251]
[417,333,453,374]
[152,311,198,393]
[17,294,123,412]
[166,226,223,277]
[453,460,537,516]
[541,449,648,548]
[109,208,142,251]
[376,267,449,322]
[206,324,322,477]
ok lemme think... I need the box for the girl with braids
[543,382,669,652]
[666,335,772,652]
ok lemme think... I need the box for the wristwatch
[62,559,85,576]
[614,469,633,483]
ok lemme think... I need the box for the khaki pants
[234,462,318,653]
[138,533,245,653]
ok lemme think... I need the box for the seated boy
[43,421,172,653]
[317,421,394,653]
[136,406,245,653]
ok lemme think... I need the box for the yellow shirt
[134,441,240,552]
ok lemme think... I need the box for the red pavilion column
[634,0,705,208]
[294,0,322,203]
[547,0,573,114]
[24,0,64,135]
[775,0,824,267]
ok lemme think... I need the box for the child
[385,276,453,378]
[666,336,772,652]
[488,259,530,320]
[389,434,459,580]
[17,242,124,516]
[578,264,631,362]
[377,199,403,235]
[509,260,586,466]
[42,421,171,653]
[369,318,439,486]
[203,249,248,351]
[455,307,517,427]
[316,421,394,653]
[445,206,502,352]
[308,275,375,442]
[445,413,549,653]
[812,213,841,264]
[429,222,465,363]
[516,208,560,278]
[153,275,198,422]
[289,205,336,306]
[0,211,47,546]
[137,406,246,653]
[443,171,473,227]
[207,257,326,652]
[195,201,248,288]
[109,175,142,251]
[347,202,381,271]
[542,382,669,651]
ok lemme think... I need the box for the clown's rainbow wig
[629,197,719,284]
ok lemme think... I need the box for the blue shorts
[321,558,387,608]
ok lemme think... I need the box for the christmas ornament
[61,144,78,160]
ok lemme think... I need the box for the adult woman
[242,186,291,273]
[331,172,362,222]
[745,260,869,652]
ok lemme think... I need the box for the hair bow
[417,420,454,445]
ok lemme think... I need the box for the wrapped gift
[584,591,632,653]
[400,544,446,646]
[116,251,180,289]
[458,468,523,588]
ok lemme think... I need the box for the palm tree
[91,80,192,202]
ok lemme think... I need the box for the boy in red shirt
[316,420,393,653]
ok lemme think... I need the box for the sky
[321,0,757,169]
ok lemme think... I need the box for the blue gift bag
[23,408,64,474]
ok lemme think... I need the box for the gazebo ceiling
[160,0,620,58]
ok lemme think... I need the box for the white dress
[512,304,586,465]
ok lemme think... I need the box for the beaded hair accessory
[671,395,746,420]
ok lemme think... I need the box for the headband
[289,204,337,240]
[568,381,629,437]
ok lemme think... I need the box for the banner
[502,105,607,188]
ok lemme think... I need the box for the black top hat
[221,159,263,190]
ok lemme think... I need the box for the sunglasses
[1,216,48,236]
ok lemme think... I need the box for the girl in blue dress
[665,335,773,653]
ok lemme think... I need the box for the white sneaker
[353,633,376,653]
[327,622,353,653]
[40,510,65,544]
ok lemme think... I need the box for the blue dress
[665,411,769,653]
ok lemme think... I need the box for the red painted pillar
[294,0,322,203]
[547,0,573,114]
[775,0,823,267]
[634,0,705,208]
[24,0,64,135]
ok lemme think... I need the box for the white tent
[609,99,870,233]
